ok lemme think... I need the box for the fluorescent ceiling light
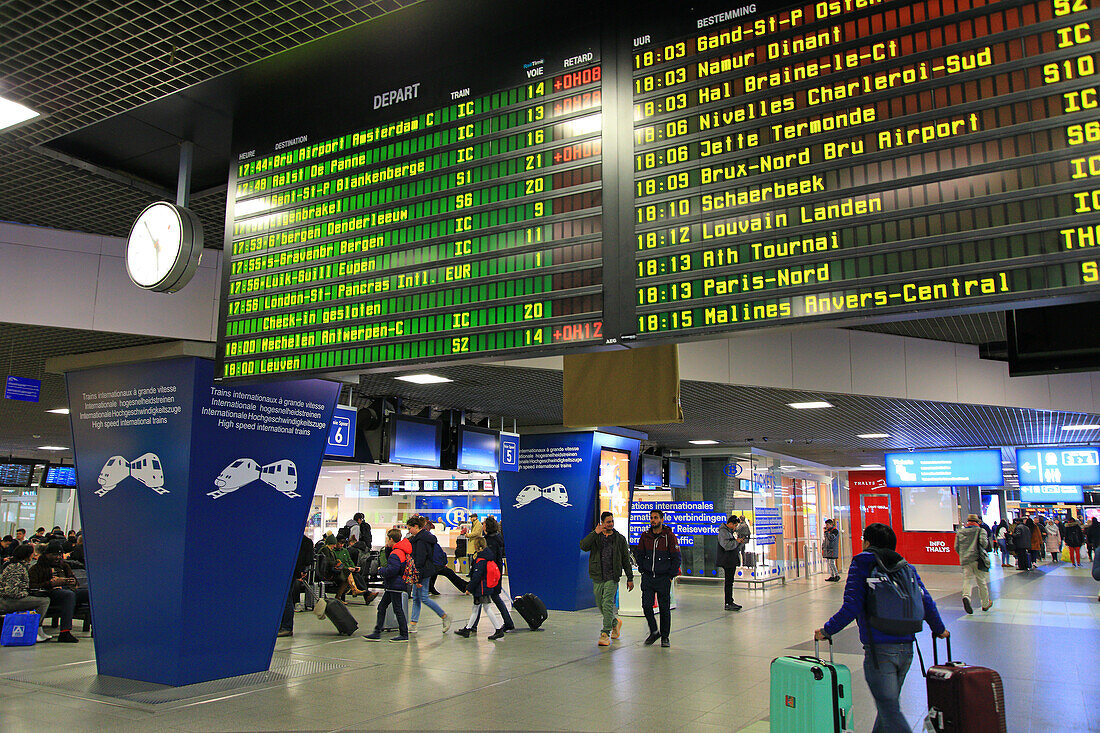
[788,401,833,409]
[46,408,70,415]
[0,97,39,132]
[857,433,889,439]
[689,439,719,445]
[37,446,67,451]
[394,373,453,384]
[1062,424,1100,431]
[326,469,357,474]
[780,465,798,470]
[860,464,883,468]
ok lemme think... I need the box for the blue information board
[885,449,1003,487]
[1016,447,1100,486]
[5,376,40,402]
[325,405,356,458]
[1019,485,1084,503]
[499,432,519,472]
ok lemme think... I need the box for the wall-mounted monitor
[383,415,443,468]
[637,455,663,487]
[0,462,34,488]
[42,465,77,488]
[442,480,459,491]
[666,458,688,489]
[457,426,500,473]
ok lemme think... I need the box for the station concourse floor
[0,561,1096,733]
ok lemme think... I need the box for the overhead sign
[1019,485,1084,504]
[885,449,1003,487]
[325,404,357,458]
[1016,447,1100,486]
[499,432,520,472]
[5,376,40,402]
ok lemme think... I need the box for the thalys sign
[848,470,959,566]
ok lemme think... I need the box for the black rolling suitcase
[512,593,547,630]
[324,598,358,635]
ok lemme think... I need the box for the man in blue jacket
[814,523,948,733]
[635,509,681,648]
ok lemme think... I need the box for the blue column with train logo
[497,432,640,611]
[66,357,339,685]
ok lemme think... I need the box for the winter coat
[717,524,741,568]
[1045,523,1062,554]
[634,525,681,579]
[409,529,442,578]
[468,548,502,600]
[1086,520,1100,548]
[579,529,634,583]
[822,527,841,559]
[955,523,990,566]
[1063,521,1085,548]
[377,539,413,592]
[467,518,487,555]
[822,550,946,646]
[1013,523,1031,551]
[1030,524,1042,551]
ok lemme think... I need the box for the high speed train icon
[513,483,571,509]
[208,458,300,500]
[95,453,167,496]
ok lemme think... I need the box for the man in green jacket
[579,511,634,647]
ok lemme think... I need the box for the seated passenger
[331,537,371,602]
[0,535,14,561]
[28,540,87,643]
[0,544,52,642]
[67,534,85,566]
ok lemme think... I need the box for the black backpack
[865,553,925,636]
[336,525,351,543]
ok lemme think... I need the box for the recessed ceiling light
[689,439,719,445]
[1062,424,1100,431]
[860,464,883,468]
[858,433,889,439]
[788,401,833,409]
[37,446,67,451]
[780,465,798,470]
[395,374,453,384]
[0,96,39,132]
[326,469,357,474]
[46,408,70,415]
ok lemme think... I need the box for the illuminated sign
[885,449,1003,487]
[325,405,356,458]
[1019,484,1085,503]
[215,0,1100,379]
[1016,447,1100,486]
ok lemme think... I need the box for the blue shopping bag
[1,611,41,646]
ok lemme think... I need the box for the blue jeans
[863,643,913,733]
[997,538,1010,565]
[409,583,444,623]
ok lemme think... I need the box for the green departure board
[216,0,1100,380]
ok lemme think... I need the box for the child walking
[363,529,411,643]
[454,547,505,640]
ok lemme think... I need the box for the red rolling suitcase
[918,634,1006,733]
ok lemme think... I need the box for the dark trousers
[1017,548,1031,570]
[723,566,737,605]
[373,590,407,636]
[430,566,468,594]
[43,587,84,631]
[471,592,514,629]
[641,575,672,640]
[281,579,299,631]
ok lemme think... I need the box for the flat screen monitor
[422,480,439,491]
[384,415,443,468]
[442,480,459,491]
[666,458,688,489]
[457,426,500,472]
[637,455,663,487]
[463,480,481,492]
[43,465,76,488]
[0,462,34,488]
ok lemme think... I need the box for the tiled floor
[0,560,1096,732]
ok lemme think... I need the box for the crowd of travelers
[0,527,87,643]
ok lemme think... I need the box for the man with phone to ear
[580,512,634,647]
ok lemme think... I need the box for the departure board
[216,0,1100,380]
[628,0,1100,339]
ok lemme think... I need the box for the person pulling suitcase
[814,523,949,733]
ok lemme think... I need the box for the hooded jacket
[717,524,741,568]
[635,525,681,578]
[1012,522,1031,551]
[468,547,502,599]
[822,526,841,559]
[1063,520,1085,548]
[409,529,441,577]
[822,550,945,646]
[378,538,413,592]
[955,522,990,565]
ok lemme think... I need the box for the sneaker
[36,630,51,643]
[408,621,418,633]
[730,603,743,611]
[502,623,516,632]
[611,618,622,639]
[276,628,293,637]
[982,603,993,612]
[644,630,660,646]
[660,638,670,648]
[57,631,79,643]
[962,597,973,615]
[724,604,735,611]
[389,635,409,643]
[363,631,383,641]
[453,627,472,638]
[488,628,506,640]
[442,614,452,633]
[598,632,610,646]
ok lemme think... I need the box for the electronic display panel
[1016,446,1100,485]
[885,448,1003,486]
[43,465,77,488]
[384,415,443,468]
[638,454,664,486]
[666,457,689,489]
[0,462,34,488]
[457,426,502,472]
[627,0,1100,342]
[1019,484,1084,502]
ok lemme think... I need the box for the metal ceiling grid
[0,322,171,458]
[849,313,1007,346]
[0,0,420,242]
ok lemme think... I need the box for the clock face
[126,202,203,292]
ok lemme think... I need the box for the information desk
[217,0,1100,380]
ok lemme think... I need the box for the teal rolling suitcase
[770,639,853,732]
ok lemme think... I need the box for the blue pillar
[498,431,640,611]
[65,357,338,685]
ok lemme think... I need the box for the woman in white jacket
[1045,519,1061,563]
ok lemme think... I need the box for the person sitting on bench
[0,544,52,642]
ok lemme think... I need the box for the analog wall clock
[125,201,203,292]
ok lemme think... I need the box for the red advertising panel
[849,471,958,566]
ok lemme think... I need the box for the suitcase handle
[917,632,953,677]
[814,636,834,664]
